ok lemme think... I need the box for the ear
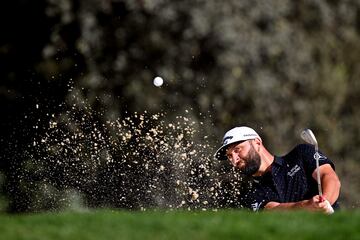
[251,138,262,152]
[253,137,262,145]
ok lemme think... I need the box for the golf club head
[301,129,318,147]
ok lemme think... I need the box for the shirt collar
[253,156,284,182]
[273,156,284,166]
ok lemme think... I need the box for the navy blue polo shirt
[240,144,339,211]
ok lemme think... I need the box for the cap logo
[223,136,233,145]
[244,134,257,137]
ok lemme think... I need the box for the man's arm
[264,164,340,213]
[312,163,341,204]
[264,195,330,212]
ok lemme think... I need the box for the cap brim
[214,140,245,160]
[214,145,228,160]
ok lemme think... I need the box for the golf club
[300,128,334,214]
[301,129,322,196]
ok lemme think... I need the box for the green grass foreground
[0,209,359,240]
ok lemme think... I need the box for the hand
[319,195,335,214]
[303,195,334,214]
[323,199,334,214]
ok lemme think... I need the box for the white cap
[214,126,261,160]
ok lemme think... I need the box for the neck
[253,148,274,177]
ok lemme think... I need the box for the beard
[238,144,261,176]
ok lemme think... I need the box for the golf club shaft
[314,149,323,197]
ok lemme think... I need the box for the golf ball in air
[153,76,164,87]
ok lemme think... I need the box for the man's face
[225,140,261,176]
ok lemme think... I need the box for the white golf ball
[153,76,164,87]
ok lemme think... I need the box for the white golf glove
[324,200,334,214]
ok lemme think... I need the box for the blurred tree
[1,0,360,212]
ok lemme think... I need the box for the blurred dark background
[1,0,360,212]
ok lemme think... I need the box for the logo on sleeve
[313,152,327,161]
[251,202,261,211]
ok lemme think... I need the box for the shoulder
[283,144,314,158]
[280,144,315,167]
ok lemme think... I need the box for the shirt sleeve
[299,144,335,174]
[239,185,271,211]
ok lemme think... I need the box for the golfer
[214,126,341,213]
